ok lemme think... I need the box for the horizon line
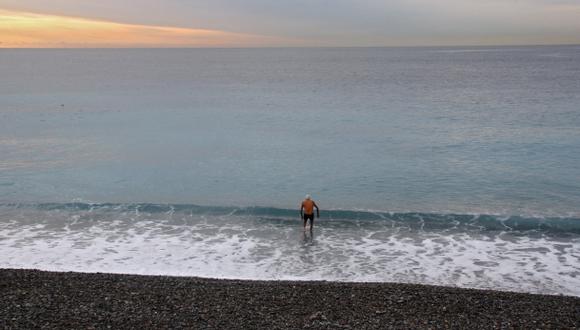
[1,43,579,50]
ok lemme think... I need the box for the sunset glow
[0,10,284,48]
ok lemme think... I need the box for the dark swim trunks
[303,213,314,222]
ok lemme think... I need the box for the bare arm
[300,203,304,217]
[314,202,320,218]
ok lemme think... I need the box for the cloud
[0,9,296,48]
[1,1,579,46]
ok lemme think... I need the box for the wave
[1,202,579,235]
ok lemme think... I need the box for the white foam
[1,216,579,296]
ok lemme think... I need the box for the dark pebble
[0,268,578,329]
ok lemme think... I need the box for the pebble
[0,268,578,329]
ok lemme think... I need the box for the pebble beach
[1,269,578,329]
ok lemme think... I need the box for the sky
[1,0,580,47]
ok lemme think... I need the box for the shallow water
[1,203,579,296]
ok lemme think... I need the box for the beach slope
[1,269,578,329]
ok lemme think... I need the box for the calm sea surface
[1,46,579,295]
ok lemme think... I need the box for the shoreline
[1,268,578,329]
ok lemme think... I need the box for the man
[300,194,319,231]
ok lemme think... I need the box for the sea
[1,46,579,296]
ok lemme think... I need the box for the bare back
[302,199,316,215]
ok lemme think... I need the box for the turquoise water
[1,46,579,295]
[1,46,579,215]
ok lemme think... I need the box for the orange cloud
[0,9,289,48]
